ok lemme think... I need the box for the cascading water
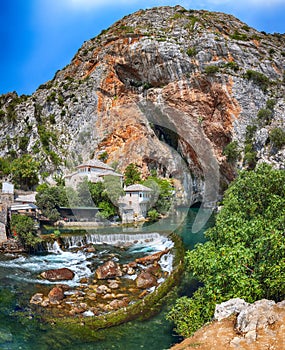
[60,232,164,249]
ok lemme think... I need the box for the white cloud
[51,0,285,13]
[68,0,140,10]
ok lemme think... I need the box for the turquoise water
[0,208,214,350]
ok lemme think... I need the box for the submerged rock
[30,293,44,305]
[40,268,75,281]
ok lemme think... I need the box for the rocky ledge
[171,298,285,350]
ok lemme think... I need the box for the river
[0,207,214,350]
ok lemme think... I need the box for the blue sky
[1,0,285,96]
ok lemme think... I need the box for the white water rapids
[0,232,174,286]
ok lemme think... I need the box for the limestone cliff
[0,6,284,205]
[171,298,285,350]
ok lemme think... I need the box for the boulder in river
[95,260,123,279]
[48,287,65,304]
[136,271,158,289]
[135,249,170,266]
[40,268,75,281]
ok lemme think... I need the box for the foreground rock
[171,298,285,350]
[40,268,75,281]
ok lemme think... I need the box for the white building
[119,184,153,223]
[65,159,123,187]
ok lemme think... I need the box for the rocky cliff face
[0,6,284,205]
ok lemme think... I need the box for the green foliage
[103,175,124,205]
[36,185,68,222]
[245,125,257,141]
[168,164,285,336]
[0,157,11,176]
[46,92,56,103]
[167,290,216,338]
[223,61,239,72]
[11,214,42,250]
[86,180,120,219]
[223,141,240,163]
[37,125,58,154]
[266,99,276,110]
[147,209,159,221]
[257,108,273,125]
[204,65,219,75]
[269,127,285,149]
[243,125,257,169]
[185,16,199,31]
[18,136,29,152]
[98,151,108,162]
[143,176,174,215]
[230,30,249,41]
[11,155,40,190]
[244,70,270,91]
[124,163,141,186]
[243,150,257,169]
[186,47,197,57]
[57,94,64,106]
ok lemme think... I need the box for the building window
[129,201,132,205]
[129,193,132,197]
[139,193,142,198]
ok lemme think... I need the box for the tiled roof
[76,159,114,170]
[124,184,152,192]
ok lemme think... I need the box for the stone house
[64,159,123,187]
[119,184,153,223]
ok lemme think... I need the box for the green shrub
[257,108,273,125]
[18,136,29,151]
[243,150,257,169]
[230,30,249,41]
[269,127,285,149]
[244,70,270,91]
[47,92,56,102]
[245,125,257,141]
[11,215,42,251]
[223,61,239,72]
[147,209,159,221]
[204,65,219,75]
[49,114,56,124]
[57,94,64,106]
[266,99,276,110]
[186,47,197,57]
[223,141,240,163]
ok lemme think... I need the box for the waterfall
[61,232,163,249]
[46,240,64,254]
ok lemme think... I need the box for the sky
[0,0,285,96]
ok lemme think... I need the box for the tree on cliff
[167,164,285,337]
[124,163,141,186]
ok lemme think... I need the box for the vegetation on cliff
[167,164,285,337]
